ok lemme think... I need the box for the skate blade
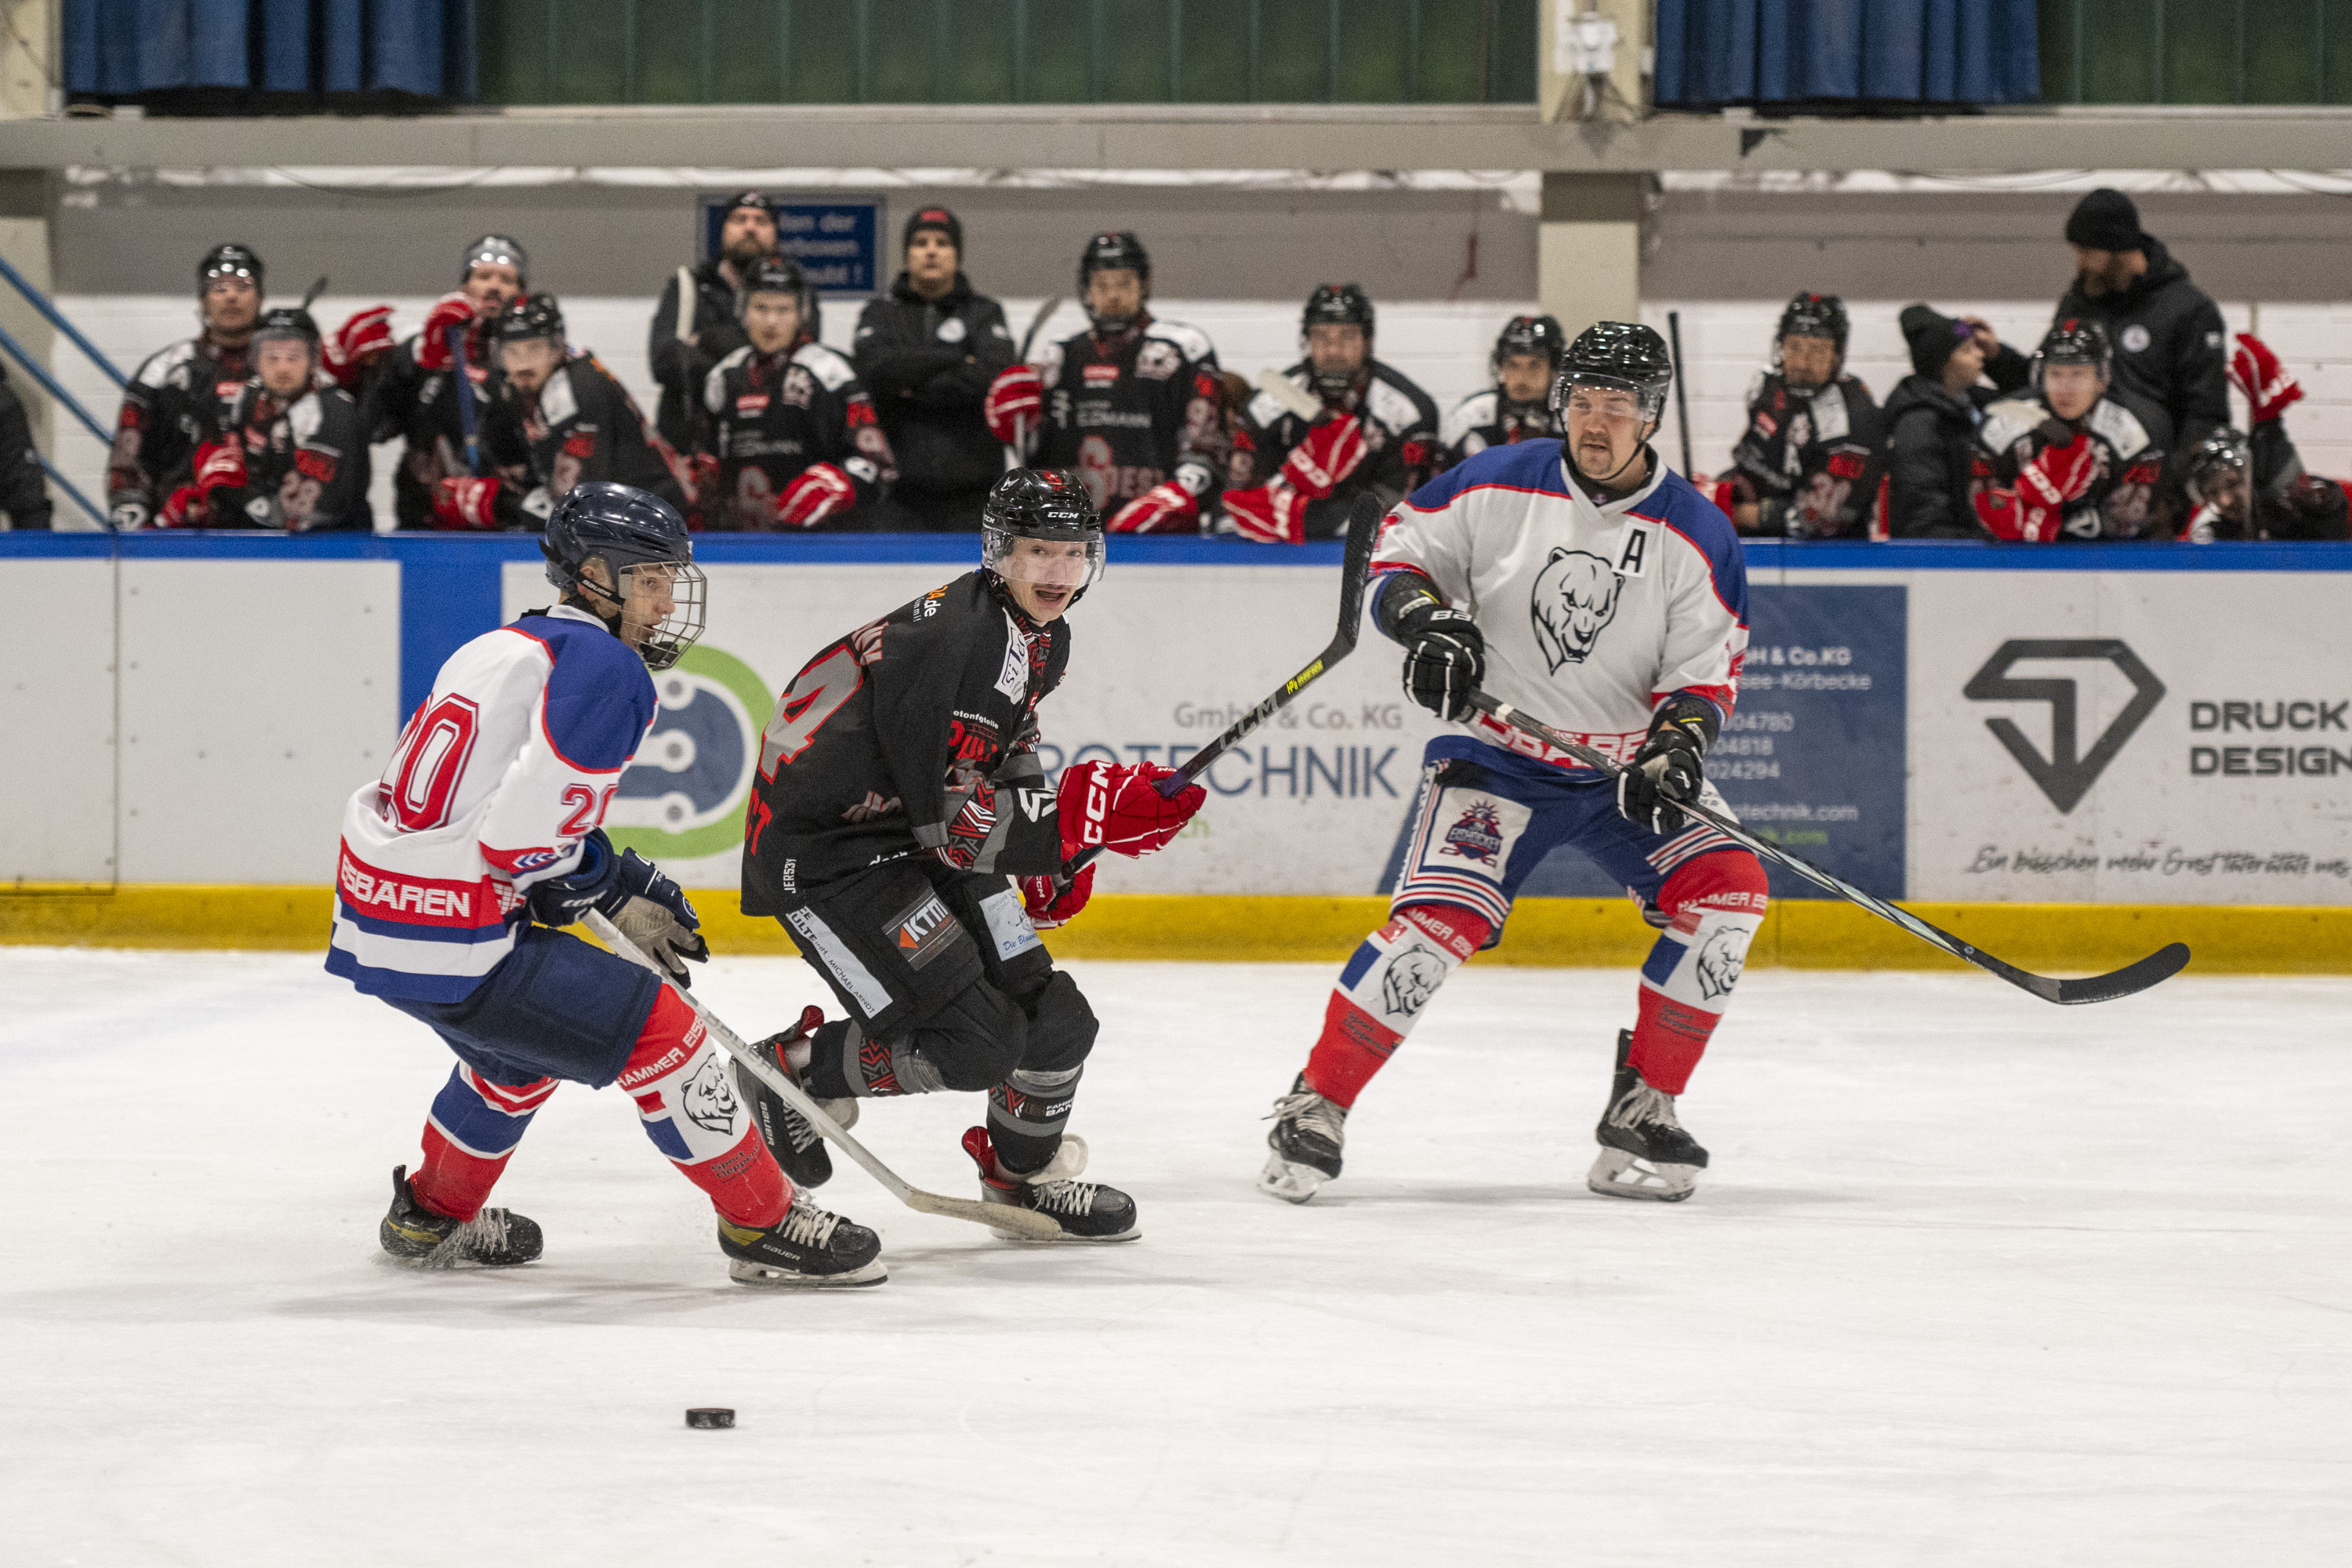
[1257,1149,1331,1205]
[727,1257,888,1289]
[1587,1148,1698,1203]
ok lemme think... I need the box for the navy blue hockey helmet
[981,468,1105,607]
[541,482,706,670]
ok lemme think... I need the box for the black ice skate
[963,1127,1139,1243]
[379,1164,544,1269]
[1258,1073,1347,1203]
[733,1004,859,1189]
[1589,1029,1709,1203]
[719,1187,886,1288]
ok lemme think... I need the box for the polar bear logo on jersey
[680,1053,740,1135]
[1530,547,1622,671]
[1693,925,1752,1002]
[1381,943,1450,1020]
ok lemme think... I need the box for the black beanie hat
[2064,187,2147,253]
[1900,304,1976,379]
[904,205,963,255]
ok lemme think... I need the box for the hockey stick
[583,910,1065,1240]
[1667,310,1694,477]
[1254,365,1323,423]
[448,325,483,477]
[1017,295,1062,362]
[1462,692,2190,1006]
[1069,489,1385,871]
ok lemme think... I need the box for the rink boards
[4,532,2350,942]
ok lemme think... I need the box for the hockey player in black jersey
[1438,314,1567,471]
[1720,292,1884,539]
[696,258,895,530]
[1223,282,1440,545]
[1973,318,2171,543]
[2176,331,2350,543]
[983,232,1227,534]
[159,307,371,531]
[738,469,1205,1242]
[107,243,265,530]
[435,293,688,531]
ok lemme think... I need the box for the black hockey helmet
[1552,321,1674,427]
[460,233,530,285]
[198,242,263,294]
[740,256,807,302]
[981,468,1105,605]
[2033,317,2112,390]
[252,306,321,354]
[495,292,566,344]
[541,482,706,671]
[2183,426,2252,508]
[1302,282,1375,339]
[1776,292,1849,354]
[1077,230,1152,291]
[1491,314,1569,378]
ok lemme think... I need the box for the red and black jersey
[698,339,895,530]
[1726,371,1885,539]
[1034,316,1225,514]
[360,328,506,529]
[1231,359,1440,539]
[1437,387,1563,471]
[107,333,250,524]
[482,350,687,513]
[1977,387,2172,541]
[742,571,1073,908]
[200,378,372,531]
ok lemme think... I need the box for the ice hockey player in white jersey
[326,481,883,1287]
[1259,322,1769,1205]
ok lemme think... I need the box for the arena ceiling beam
[13,104,2352,176]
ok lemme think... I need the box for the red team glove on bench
[1222,475,1308,544]
[2229,332,2303,426]
[434,475,517,531]
[775,463,856,528]
[159,440,249,527]
[414,292,476,372]
[1279,413,1366,498]
[323,304,394,391]
[984,365,1044,446]
[1056,760,1205,858]
[1106,481,1198,534]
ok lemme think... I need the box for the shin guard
[1631,851,1769,1094]
[1303,904,1490,1108]
[412,1065,557,1222]
[616,989,790,1228]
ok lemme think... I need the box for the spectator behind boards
[648,191,782,449]
[852,205,1017,531]
[1,364,51,529]
[1722,292,1883,539]
[2055,187,2227,485]
[1973,318,2171,543]
[2178,333,2351,543]
[1881,305,2031,539]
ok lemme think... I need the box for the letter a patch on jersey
[1612,521,1655,579]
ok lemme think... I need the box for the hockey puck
[684,1407,735,1429]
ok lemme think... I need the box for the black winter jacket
[1881,344,2031,539]
[0,367,49,529]
[2053,238,2229,463]
[851,272,1015,501]
[648,260,754,450]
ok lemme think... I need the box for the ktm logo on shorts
[888,892,962,971]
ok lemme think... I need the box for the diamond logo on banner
[1964,639,2168,814]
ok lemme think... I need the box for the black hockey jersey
[699,339,894,531]
[1035,316,1225,516]
[742,572,1073,909]
[1232,361,1440,540]
[482,350,686,512]
[2181,420,2350,543]
[198,377,372,532]
[107,334,249,526]
[1728,372,1885,539]
[1437,387,1562,471]
[361,331,506,530]
[1977,389,2172,542]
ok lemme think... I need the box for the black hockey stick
[1069,490,1385,870]
[1464,691,2190,1006]
[448,325,483,477]
[1018,295,1063,362]
[1667,310,1693,477]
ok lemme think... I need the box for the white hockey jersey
[325,605,659,1003]
[1374,438,1749,772]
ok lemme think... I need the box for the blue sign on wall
[698,195,886,295]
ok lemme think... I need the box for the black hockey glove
[1617,696,1719,837]
[1392,593,1486,723]
[528,829,710,985]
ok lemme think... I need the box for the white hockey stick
[583,910,1062,1240]
[1254,365,1323,423]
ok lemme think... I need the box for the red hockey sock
[619,989,792,1229]
[1303,905,1490,1108]
[1303,993,1403,1109]
[1627,851,1770,1095]
[412,1124,514,1222]
[410,1065,558,1221]
[1628,985,1715,1097]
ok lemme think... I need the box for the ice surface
[2,948,2347,1566]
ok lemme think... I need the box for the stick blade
[1332,492,1385,655]
[2051,942,2192,1006]
[905,1189,1065,1240]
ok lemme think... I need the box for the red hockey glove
[191,439,248,497]
[1105,481,1199,535]
[322,304,394,391]
[1703,476,1737,517]
[1277,413,1367,499]
[685,451,721,509]
[775,463,857,528]
[1018,862,1097,930]
[1056,760,1205,859]
[414,292,477,372]
[2014,432,2098,510]
[2230,333,2303,425]
[156,483,207,528]
[433,475,514,531]
[983,365,1044,446]
[1973,487,2060,544]
[1221,476,1308,545]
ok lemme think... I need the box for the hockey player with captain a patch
[1261,321,1768,1207]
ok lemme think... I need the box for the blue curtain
[67,0,469,97]
[1657,0,2040,107]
